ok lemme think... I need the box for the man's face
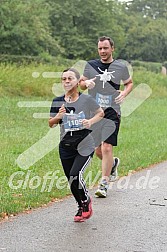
[98,40,114,63]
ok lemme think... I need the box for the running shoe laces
[74,207,84,222]
[82,197,93,219]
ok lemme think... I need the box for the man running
[79,36,133,197]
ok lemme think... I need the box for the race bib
[63,111,85,132]
[96,93,112,108]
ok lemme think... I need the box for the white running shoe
[95,180,109,198]
[110,157,120,182]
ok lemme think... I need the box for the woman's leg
[69,154,92,202]
[60,157,84,207]
[69,153,93,219]
[61,154,93,221]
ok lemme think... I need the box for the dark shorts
[90,117,120,147]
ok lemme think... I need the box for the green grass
[0,63,167,219]
[0,96,69,215]
[117,97,167,175]
[0,63,67,97]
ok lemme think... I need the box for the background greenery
[0,0,167,62]
[0,0,167,219]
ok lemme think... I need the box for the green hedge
[0,54,75,66]
[131,60,162,73]
[162,61,167,69]
[0,54,46,64]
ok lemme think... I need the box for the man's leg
[101,142,113,179]
[94,118,120,197]
[95,143,114,178]
[95,143,114,198]
[96,144,119,180]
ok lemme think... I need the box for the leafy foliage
[124,0,167,19]
[0,0,167,62]
[0,0,59,56]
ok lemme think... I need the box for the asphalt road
[0,161,167,252]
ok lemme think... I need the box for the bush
[0,54,45,65]
[131,60,162,73]
[0,54,75,66]
[162,61,167,69]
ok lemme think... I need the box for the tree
[0,0,59,56]
[119,15,167,62]
[124,0,167,19]
[48,0,126,59]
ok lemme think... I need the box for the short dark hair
[98,36,114,47]
[62,68,80,80]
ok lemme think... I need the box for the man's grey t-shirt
[83,59,130,118]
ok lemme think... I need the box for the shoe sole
[95,190,107,198]
[74,218,85,222]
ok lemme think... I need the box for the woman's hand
[49,104,66,128]
[82,119,92,129]
[58,104,66,119]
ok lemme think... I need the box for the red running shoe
[74,207,85,222]
[82,197,93,219]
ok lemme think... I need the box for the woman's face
[61,70,78,92]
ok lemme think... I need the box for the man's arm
[115,78,133,104]
[123,78,133,96]
[79,75,96,90]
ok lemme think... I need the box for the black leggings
[61,154,92,207]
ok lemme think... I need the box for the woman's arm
[49,104,66,128]
[82,107,104,129]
